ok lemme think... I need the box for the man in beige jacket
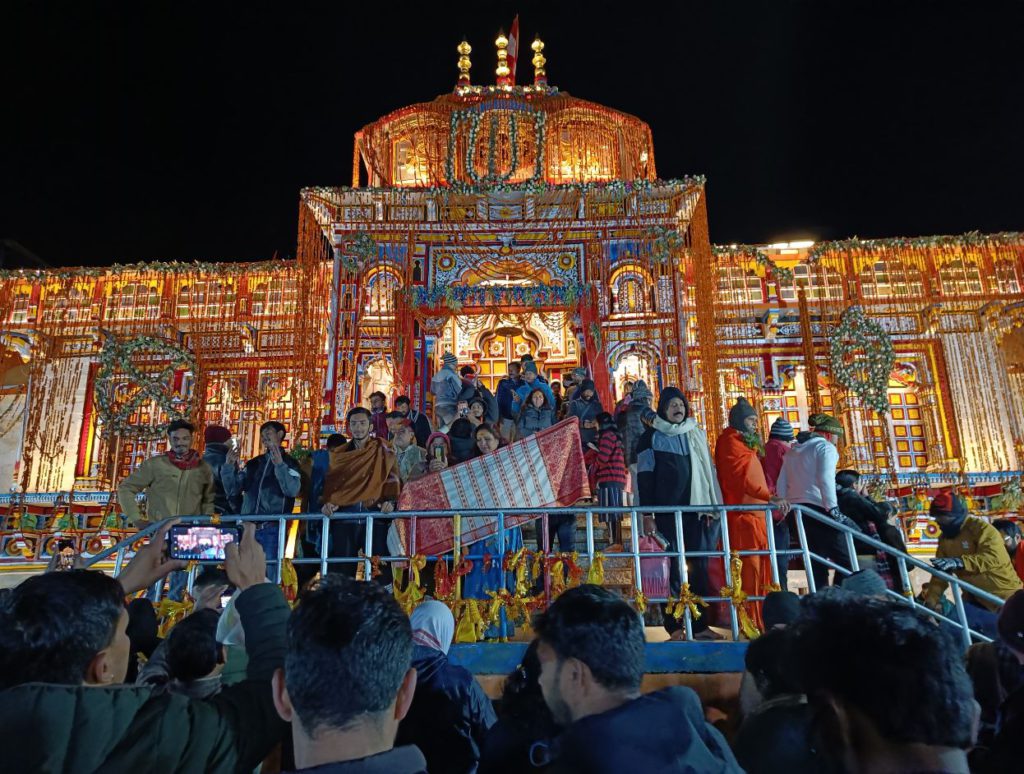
[118,419,216,528]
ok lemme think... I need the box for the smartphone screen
[168,525,239,562]
[457,401,469,417]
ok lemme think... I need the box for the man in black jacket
[534,585,740,773]
[0,520,289,773]
[272,576,426,774]
[836,469,907,581]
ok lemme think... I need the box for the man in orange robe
[714,398,789,633]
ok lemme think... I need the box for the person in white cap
[430,351,462,431]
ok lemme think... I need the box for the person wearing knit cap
[202,425,241,515]
[620,380,653,506]
[567,378,603,448]
[762,417,795,586]
[512,360,555,414]
[636,386,723,638]
[775,412,856,590]
[921,491,1022,639]
[762,590,801,629]
[715,398,790,632]
[430,351,464,430]
[840,569,889,598]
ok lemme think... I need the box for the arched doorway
[609,342,659,402]
[474,319,544,393]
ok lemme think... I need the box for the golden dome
[354,89,656,188]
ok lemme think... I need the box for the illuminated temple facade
[2,35,1024,500]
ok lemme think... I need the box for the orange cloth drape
[324,439,399,508]
[714,427,774,632]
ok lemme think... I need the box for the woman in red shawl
[714,398,789,632]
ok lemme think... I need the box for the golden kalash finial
[457,38,472,85]
[495,29,511,87]
[531,35,547,86]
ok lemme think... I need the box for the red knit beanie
[204,425,231,444]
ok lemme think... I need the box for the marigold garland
[94,334,196,440]
[829,305,896,415]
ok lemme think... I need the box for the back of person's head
[762,590,801,629]
[280,575,414,737]
[0,570,125,689]
[533,584,644,693]
[193,566,229,595]
[790,592,974,750]
[744,627,801,700]
[326,432,347,450]
[460,365,475,377]
[447,417,473,439]
[166,608,223,683]
[993,518,1022,541]
[835,469,861,489]
[500,640,560,739]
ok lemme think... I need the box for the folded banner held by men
[393,419,590,557]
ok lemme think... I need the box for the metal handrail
[74,502,1002,647]
[790,504,1005,647]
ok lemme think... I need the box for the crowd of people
[111,353,1024,638]
[0,351,994,771]
[4,514,1024,772]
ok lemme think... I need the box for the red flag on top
[507,15,520,82]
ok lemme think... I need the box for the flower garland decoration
[0,257,301,281]
[449,108,530,186]
[806,231,1024,264]
[410,281,588,311]
[339,232,378,273]
[712,245,795,284]
[93,334,196,440]
[828,305,896,415]
[647,226,685,264]
[303,175,706,201]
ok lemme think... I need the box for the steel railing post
[793,507,817,594]
[320,513,329,578]
[364,513,374,581]
[674,509,692,641]
[764,507,780,587]
[719,506,739,641]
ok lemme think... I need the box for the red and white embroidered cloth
[395,419,590,557]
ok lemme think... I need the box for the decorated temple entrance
[439,310,579,392]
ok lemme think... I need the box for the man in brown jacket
[922,491,1022,639]
[117,419,216,527]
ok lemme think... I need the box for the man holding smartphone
[221,421,303,567]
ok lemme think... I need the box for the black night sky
[2,1,1023,267]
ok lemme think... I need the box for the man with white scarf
[637,387,723,639]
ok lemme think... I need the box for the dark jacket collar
[288,745,427,774]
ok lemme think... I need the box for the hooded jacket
[636,389,721,509]
[457,379,499,424]
[496,374,524,420]
[775,434,839,512]
[619,384,652,466]
[431,365,463,411]
[222,450,303,515]
[203,441,242,514]
[567,380,603,447]
[395,645,497,774]
[516,391,555,437]
[922,517,1023,611]
[550,687,741,773]
[0,583,289,774]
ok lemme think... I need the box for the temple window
[778,264,843,302]
[994,261,1021,294]
[177,281,237,319]
[859,260,924,299]
[364,268,400,315]
[393,139,429,186]
[8,291,34,324]
[251,278,298,317]
[717,265,764,305]
[938,259,984,296]
[105,282,160,321]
